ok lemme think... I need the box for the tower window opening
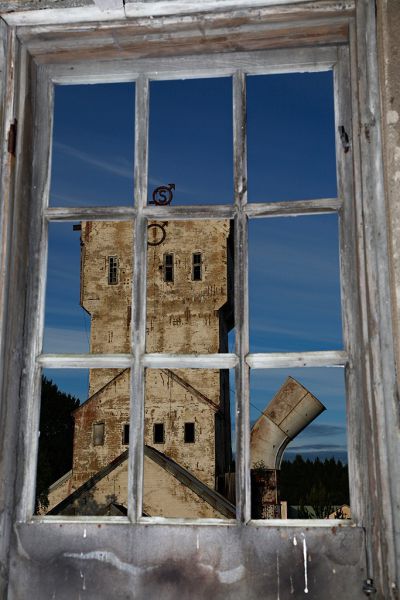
[192,253,202,281]
[123,424,130,445]
[184,422,195,443]
[93,422,105,446]
[153,423,165,444]
[163,253,174,282]
[108,256,119,285]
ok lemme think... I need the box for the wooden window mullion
[233,70,251,523]
[129,74,149,523]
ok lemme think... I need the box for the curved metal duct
[250,376,326,470]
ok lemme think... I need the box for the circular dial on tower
[147,223,167,246]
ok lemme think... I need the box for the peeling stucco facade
[48,219,234,517]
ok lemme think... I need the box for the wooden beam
[3,1,355,26]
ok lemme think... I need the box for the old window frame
[21,44,353,525]
[0,1,398,597]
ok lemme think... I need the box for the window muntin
[31,46,353,526]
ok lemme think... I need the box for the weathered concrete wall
[81,221,133,395]
[146,220,231,353]
[71,369,130,489]
[145,369,221,488]
[79,219,232,484]
[50,454,228,518]
[57,366,226,507]
[51,220,233,515]
[46,471,72,513]
[60,458,129,517]
[143,455,225,519]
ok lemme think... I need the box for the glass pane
[250,368,350,520]
[148,78,233,205]
[37,368,130,517]
[44,221,133,354]
[247,71,337,203]
[50,83,135,207]
[146,220,234,353]
[249,214,342,352]
[143,369,235,518]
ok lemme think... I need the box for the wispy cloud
[43,326,89,353]
[288,443,346,451]
[249,321,342,349]
[302,423,346,437]
[54,142,133,180]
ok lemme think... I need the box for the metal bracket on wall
[363,579,377,596]
[338,125,350,153]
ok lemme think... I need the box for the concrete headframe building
[47,219,236,517]
[46,218,324,518]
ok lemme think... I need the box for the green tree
[280,454,349,518]
[36,376,80,511]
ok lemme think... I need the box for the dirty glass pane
[148,78,233,206]
[49,83,135,207]
[250,368,350,520]
[143,368,235,519]
[249,214,342,352]
[36,368,130,517]
[146,220,235,353]
[247,71,337,203]
[44,221,133,354]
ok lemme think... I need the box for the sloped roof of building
[73,368,129,414]
[48,445,235,518]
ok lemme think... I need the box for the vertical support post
[333,46,366,525]
[352,1,400,595]
[17,64,54,522]
[129,74,149,522]
[0,21,18,598]
[233,70,250,523]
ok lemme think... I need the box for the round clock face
[147,223,167,246]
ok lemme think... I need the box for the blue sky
[45,71,347,462]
